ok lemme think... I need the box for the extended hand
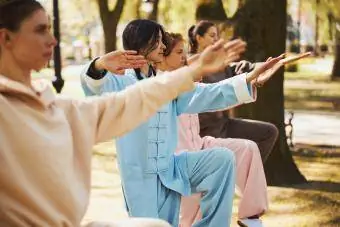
[95,50,147,74]
[192,39,246,80]
[248,52,311,86]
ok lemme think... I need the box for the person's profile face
[145,30,166,64]
[7,9,57,72]
[165,40,186,70]
[197,26,219,50]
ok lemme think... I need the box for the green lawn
[284,56,340,113]
[87,142,340,227]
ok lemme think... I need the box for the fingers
[251,57,281,78]
[125,54,146,61]
[223,39,246,61]
[124,50,146,62]
[223,39,246,51]
[261,57,282,70]
[187,54,200,65]
[224,54,241,67]
[115,68,126,75]
[209,39,226,51]
[205,39,246,58]
[235,60,247,74]
[123,61,146,69]
[121,50,147,68]
[280,52,312,65]
[123,50,138,55]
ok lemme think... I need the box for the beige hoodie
[0,67,195,227]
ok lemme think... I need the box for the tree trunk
[331,24,340,80]
[135,0,141,19]
[196,0,227,21]
[314,0,320,55]
[233,0,306,185]
[195,0,306,185]
[147,0,160,21]
[97,0,125,52]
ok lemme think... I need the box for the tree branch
[97,0,109,24]
[112,0,126,21]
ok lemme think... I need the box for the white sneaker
[237,218,263,227]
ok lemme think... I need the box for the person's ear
[195,34,201,44]
[0,30,11,45]
[0,30,6,45]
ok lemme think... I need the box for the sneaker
[237,218,263,227]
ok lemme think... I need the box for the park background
[35,0,340,226]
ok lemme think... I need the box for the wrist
[87,57,107,80]
[253,77,263,88]
[94,57,105,71]
[190,62,204,82]
[246,71,257,83]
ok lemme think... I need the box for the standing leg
[203,137,268,219]
[181,148,236,227]
[179,194,201,227]
[157,178,181,226]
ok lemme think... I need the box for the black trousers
[199,117,279,163]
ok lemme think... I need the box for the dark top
[199,61,255,137]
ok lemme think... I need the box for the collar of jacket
[0,74,56,110]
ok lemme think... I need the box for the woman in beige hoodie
[0,1,247,226]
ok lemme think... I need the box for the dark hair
[122,19,168,80]
[123,19,167,56]
[0,0,44,32]
[188,20,215,54]
[164,33,184,57]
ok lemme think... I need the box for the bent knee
[210,148,235,166]
[267,123,279,140]
[244,139,260,153]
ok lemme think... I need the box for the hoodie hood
[0,74,56,109]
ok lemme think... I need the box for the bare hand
[246,54,285,85]
[95,50,147,75]
[280,52,312,64]
[191,39,247,80]
[234,60,250,74]
[248,52,312,86]
[186,54,200,65]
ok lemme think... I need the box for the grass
[284,56,340,113]
[84,143,340,227]
[261,144,340,227]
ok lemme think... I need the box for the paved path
[286,111,340,146]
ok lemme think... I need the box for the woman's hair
[0,0,44,32]
[188,20,215,54]
[122,19,168,80]
[122,19,168,56]
[164,33,184,57]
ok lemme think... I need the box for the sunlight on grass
[84,142,340,227]
[284,56,340,112]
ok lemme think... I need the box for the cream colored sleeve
[59,66,195,144]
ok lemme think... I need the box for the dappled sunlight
[295,156,340,182]
[84,142,340,226]
[284,56,340,113]
[262,186,340,227]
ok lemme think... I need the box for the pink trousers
[179,137,268,226]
